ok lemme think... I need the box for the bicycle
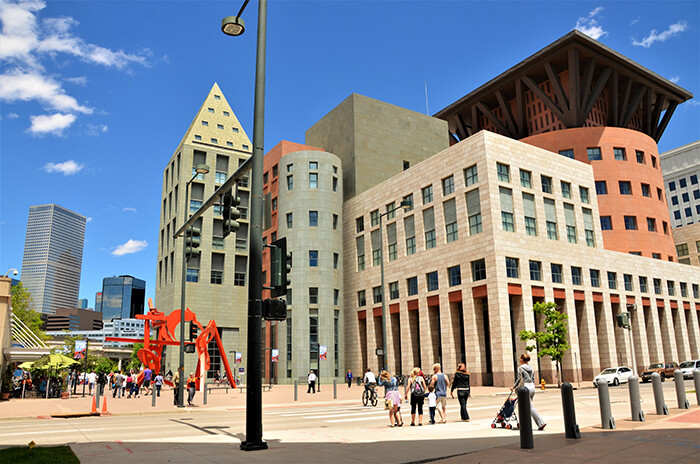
[362,384,378,407]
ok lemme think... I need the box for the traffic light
[185,226,201,260]
[262,298,287,321]
[222,191,241,238]
[189,321,198,340]
[270,237,292,298]
[616,312,630,329]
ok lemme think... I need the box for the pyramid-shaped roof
[175,82,252,153]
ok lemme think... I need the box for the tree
[518,301,570,387]
[127,343,144,371]
[11,282,47,341]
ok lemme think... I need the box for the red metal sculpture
[106,299,236,389]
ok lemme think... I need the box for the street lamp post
[178,164,209,407]
[378,200,412,374]
[222,0,268,451]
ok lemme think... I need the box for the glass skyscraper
[100,275,146,321]
[21,204,86,315]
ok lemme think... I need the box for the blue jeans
[429,406,436,423]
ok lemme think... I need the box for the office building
[46,318,146,348]
[95,292,102,312]
[155,83,252,378]
[45,307,103,331]
[20,204,86,314]
[661,141,700,228]
[100,275,146,320]
[672,223,700,267]
[78,298,88,309]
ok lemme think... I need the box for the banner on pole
[74,340,87,359]
[319,345,327,360]
[271,349,279,363]
[235,352,242,364]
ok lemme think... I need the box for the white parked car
[679,360,700,379]
[593,366,634,387]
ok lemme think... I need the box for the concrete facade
[343,130,700,387]
[661,140,700,229]
[155,83,252,379]
[672,222,700,267]
[306,93,449,200]
[45,307,103,331]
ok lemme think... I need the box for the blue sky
[1,0,698,309]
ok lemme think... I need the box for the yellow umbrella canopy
[18,361,34,369]
[33,353,80,370]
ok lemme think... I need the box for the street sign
[238,367,245,373]
[375,347,384,356]
[271,349,279,363]
[319,345,327,360]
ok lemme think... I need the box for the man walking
[112,371,124,399]
[346,369,353,388]
[142,367,152,396]
[173,367,182,406]
[154,372,164,397]
[430,363,450,423]
[307,370,317,394]
[87,370,97,396]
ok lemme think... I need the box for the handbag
[384,398,392,410]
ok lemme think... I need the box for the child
[427,384,437,424]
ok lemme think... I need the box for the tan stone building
[673,222,700,267]
[343,130,700,386]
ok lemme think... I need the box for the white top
[308,372,317,382]
[363,371,377,384]
[427,392,437,407]
[87,372,96,384]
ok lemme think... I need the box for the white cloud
[632,21,687,48]
[30,113,76,135]
[65,76,86,86]
[6,112,18,118]
[86,216,92,222]
[669,76,680,83]
[122,207,137,213]
[84,123,107,136]
[0,72,92,113]
[575,7,608,40]
[112,239,147,256]
[43,158,84,175]
[685,99,700,107]
[631,18,640,26]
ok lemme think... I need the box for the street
[0,380,697,463]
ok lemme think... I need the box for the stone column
[672,305,691,362]
[657,301,678,363]
[643,304,664,365]
[576,297,601,380]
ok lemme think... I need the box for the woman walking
[404,367,427,426]
[187,372,197,406]
[378,370,403,427]
[511,354,546,431]
[451,363,471,421]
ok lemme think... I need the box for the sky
[1,0,699,309]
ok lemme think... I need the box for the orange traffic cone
[101,396,110,415]
[90,396,97,413]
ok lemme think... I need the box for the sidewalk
[0,383,511,420]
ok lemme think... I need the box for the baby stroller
[491,392,519,429]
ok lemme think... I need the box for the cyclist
[363,368,377,395]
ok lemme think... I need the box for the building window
[333,214,339,230]
[653,253,661,259]
[190,199,202,213]
[624,274,633,291]
[309,250,318,267]
[357,290,366,306]
[333,252,339,269]
[599,216,612,230]
[559,149,574,159]
[373,286,382,303]
[407,277,418,296]
[657,188,663,201]
[676,243,689,256]
[680,178,687,188]
[466,188,482,235]
[211,270,223,285]
[692,284,699,299]
[217,123,224,130]
[595,181,607,195]
[422,185,433,204]
[624,216,638,230]
[201,120,209,126]
[590,269,601,287]
[582,208,595,247]
[571,267,582,286]
[271,197,277,211]
[500,187,515,232]
[680,282,688,298]
[544,198,558,240]
[356,236,365,271]
[619,181,632,195]
[215,171,227,184]
[672,196,679,206]
[309,161,318,170]
[194,135,202,141]
[561,181,572,199]
[404,215,416,255]
[309,211,318,227]
[613,147,626,161]
[471,259,486,281]
[309,287,319,304]
[551,264,563,284]
[497,163,510,182]
[403,160,410,170]
[427,271,439,291]
[186,268,199,282]
[579,186,590,204]
[505,257,519,279]
[210,138,218,144]
[332,176,338,192]
[607,272,617,290]
[653,278,662,295]
[309,173,318,189]
[444,198,458,242]
[214,95,221,100]
[683,192,690,203]
[423,207,436,249]
[448,265,461,286]
[370,210,379,227]
[285,213,293,229]
[389,281,399,300]
[636,150,645,164]
[667,281,675,296]
[529,260,542,281]
[520,169,532,189]
[541,175,553,194]
[356,216,364,233]
[587,147,602,161]
[287,175,293,190]
[287,163,293,172]
[234,272,245,286]
[402,194,414,211]
[386,201,396,220]
[442,175,455,195]
[226,141,233,147]
[464,165,478,186]
[309,316,318,362]
[641,183,651,197]
[639,276,648,293]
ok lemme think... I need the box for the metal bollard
[203,382,208,405]
[294,380,298,401]
[651,372,668,415]
[628,376,645,421]
[152,387,156,407]
[596,380,615,429]
[516,386,534,449]
[673,370,689,409]
[694,369,700,406]
[95,386,101,412]
[333,379,337,399]
[561,382,580,438]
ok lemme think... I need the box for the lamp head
[222,16,245,36]
[3,269,18,278]
[194,164,210,175]
[400,199,412,210]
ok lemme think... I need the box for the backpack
[412,376,425,396]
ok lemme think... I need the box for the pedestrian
[112,371,123,399]
[187,372,197,406]
[142,367,152,396]
[404,367,427,426]
[429,363,450,423]
[121,371,127,397]
[426,384,437,424]
[346,369,353,388]
[378,370,403,427]
[87,370,96,396]
[307,370,317,394]
[126,372,134,398]
[363,368,377,395]
[154,372,164,397]
[173,367,182,405]
[451,363,471,421]
[512,353,546,431]
[96,371,107,397]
